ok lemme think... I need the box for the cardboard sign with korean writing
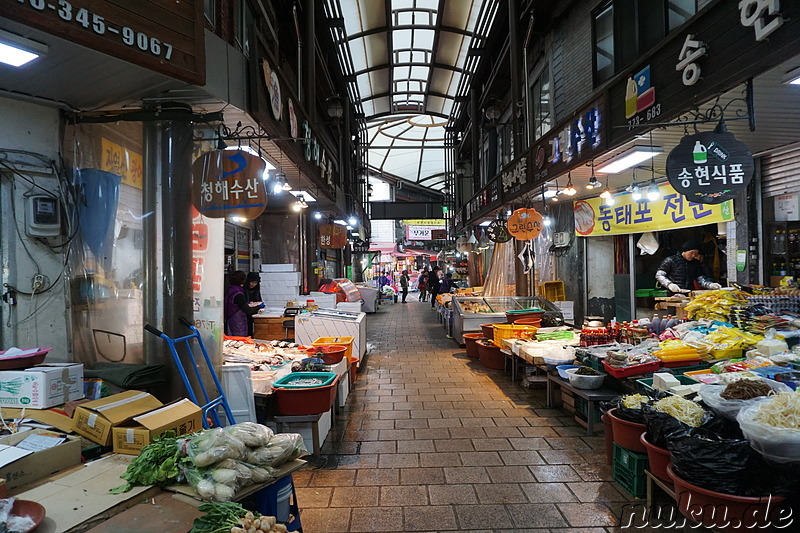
[101,138,143,189]
[573,183,733,236]
[507,208,544,240]
[666,131,753,204]
[191,150,267,219]
[320,224,347,249]
[406,226,433,240]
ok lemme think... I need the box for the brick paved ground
[294,299,664,532]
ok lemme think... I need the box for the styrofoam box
[266,408,332,452]
[305,293,337,310]
[260,264,296,273]
[337,302,362,313]
[220,364,257,424]
[553,301,575,320]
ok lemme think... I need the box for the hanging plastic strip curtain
[482,240,517,297]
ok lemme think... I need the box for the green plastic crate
[634,289,653,297]
[584,356,603,372]
[613,443,648,498]
[635,374,699,393]
[652,290,669,297]
[665,362,712,375]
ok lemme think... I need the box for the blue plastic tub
[272,371,337,389]
[557,364,581,380]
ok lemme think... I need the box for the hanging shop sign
[191,150,268,219]
[487,219,512,243]
[507,208,544,240]
[573,183,733,237]
[607,1,797,146]
[319,224,347,249]
[0,0,206,84]
[405,225,446,241]
[100,138,143,189]
[464,177,503,222]
[666,131,754,204]
[352,239,370,253]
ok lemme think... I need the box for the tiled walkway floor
[294,299,648,533]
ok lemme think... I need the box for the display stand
[546,373,619,435]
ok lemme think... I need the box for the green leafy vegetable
[110,430,189,494]
[190,501,256,533]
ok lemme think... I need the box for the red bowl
[11,499,46,533]
[0,347,52,370]
[305,345,347,365]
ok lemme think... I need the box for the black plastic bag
[642,405,742,448]
[668,430,763,497]
[601,391,663,425]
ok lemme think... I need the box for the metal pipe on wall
[142,119,161,366]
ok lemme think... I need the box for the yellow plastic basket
[312,337,355,363]
[541,281,566,302]
[492,324,538,348]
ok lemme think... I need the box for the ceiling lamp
[348,216,357,226]
[596,146,662,174]
[314,211,323,220]
[586,176,600,189]
[0,29,47,67]
[599,187,612,200]
[629,182,642,201]
[646,179,661,201]
[604,195,616,206]
[325,96,344,119]
[292,194,308,212]
[563,173,577,196]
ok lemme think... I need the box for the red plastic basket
[305,345,347,365]
[602,359,661,378]
[273,376,339,415]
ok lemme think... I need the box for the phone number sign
[0,0,205,84]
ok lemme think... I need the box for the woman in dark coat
[225,270,263,337]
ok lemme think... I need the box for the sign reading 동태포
[666,131,754,204]
[574,183,733,236]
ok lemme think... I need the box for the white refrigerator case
[295,311,367,359]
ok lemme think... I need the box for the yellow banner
[101,138,143,189]
[574,183,733,236]
[402,219,447,227]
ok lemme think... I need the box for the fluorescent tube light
[596,147,662,174]
[0,29,47,67]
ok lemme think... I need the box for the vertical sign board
[100,138,143,189]
[191,206,224,361]
[0,0,206,85]
[607,1,798,147]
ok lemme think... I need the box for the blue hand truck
[144,317,236,428]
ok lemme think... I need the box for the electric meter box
[25,195,61,237]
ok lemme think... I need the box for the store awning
[368,243,399,253]
[403,248,436,256]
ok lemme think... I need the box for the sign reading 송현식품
[666,131,754,204]
[573,183,733,237]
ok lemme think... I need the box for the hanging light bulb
[282,179,293,191]
[586,176,600,189]
[563,173,577,196]
[630,182,643,201]
[646,179,660,201]
[599,188,612,200]
[543,215,552,227]
[314,211,323,220]
[604,195,616,206]
[348,216,357,226]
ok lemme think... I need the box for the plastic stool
[254,474,302,531]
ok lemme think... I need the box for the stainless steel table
[546,373,619,435]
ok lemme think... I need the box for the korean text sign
[191,149,268,219]
[573,183,732,236]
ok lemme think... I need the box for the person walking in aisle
[418,270,429,302]
[428,266,441,309]
[400,270,410,303]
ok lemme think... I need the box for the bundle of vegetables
[621,393,650,409]
[182,424,307,501]
[685,290,748,322]
[112,423,307,501]
[189,502,287,533]
[111,430,188,494]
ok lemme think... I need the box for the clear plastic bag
[182,464,240,502]
[737,399,800,464]
[223,422,274,448]
[246,433,307,467]
[699,378,791,421]
[184,427,248,467]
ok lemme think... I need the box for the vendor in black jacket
[655,240,722,295]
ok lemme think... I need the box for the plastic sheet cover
[482,241,517,297]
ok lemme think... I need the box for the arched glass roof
[322,0,499,191]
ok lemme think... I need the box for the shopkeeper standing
[655,240,722,295]
[225,270,264,337]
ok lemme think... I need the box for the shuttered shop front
[762,143,800,198]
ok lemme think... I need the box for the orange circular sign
[507,208,544,240]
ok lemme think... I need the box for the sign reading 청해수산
[573,183,733,237]
[666,131,754,204]
[191,150,268,219]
